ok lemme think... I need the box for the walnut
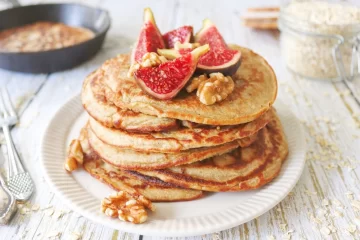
[64,139,83,172]
[127,52,167,77]
[101,191,153,224]
[196,72,235,105]
[140,52,167,67]
[174,41,200,50]
[186,74,208,93]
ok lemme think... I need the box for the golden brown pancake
[99,45,277,125]
[0,21,94,52]
[87,125,257,170]
[82,71,178,132]
[136,112,288,192]
[89,109,273,153]
[80,130,203,201]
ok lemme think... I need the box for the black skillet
[0,1,111,73]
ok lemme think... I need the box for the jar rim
[279,2,360,30]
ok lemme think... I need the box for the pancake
[82,70,179,132]
[80,130,203,201]
[136,112,288,192]
[100,45,277,125]
[0,21,94,52]
[89,108,273,153]
[87,125,257,170]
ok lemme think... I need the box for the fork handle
[2,125,25,180]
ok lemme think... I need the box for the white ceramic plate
[40,94,306,237]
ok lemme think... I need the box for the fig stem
[195,19,214,42]
[143,8,156,23]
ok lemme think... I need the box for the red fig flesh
[131,8,165,64]
[134,45,210,100]
[163,26,193,48]
[195,19,241,75]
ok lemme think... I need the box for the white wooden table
[1,0,360,239]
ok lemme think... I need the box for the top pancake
[82,70,179,132]
[100,44,277,125]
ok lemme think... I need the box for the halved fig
[134,44,210,100]
[131,8,165,64]
[163,26,193,48]
[195,19,241,75]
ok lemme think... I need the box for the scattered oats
[328,224,337,233]
[354,217,360,226]
[20,207,31,215]
[31,204,40,211]
[53,210,64,219]
[342,90,351,96]
[267,235,275,240]
[304,189,317,196]
[70,232,82,240]
[282,232,291,240]
[332,199,343,208]
[345,191,354,200]
[276,207,282,212]
[348,166,356,172]
[288,191,294,196]
[333,210,343,218]
[322,198,329,206]
[45,207,55,216]
[347,224,357,234]
[325,163,337,170]
[279,223,288,232]
[351,200,360,211]
[17,203,24,209]
[309,213,322,224]
[320,226,331,235]
[46,230,61,239]
[317,208,328,218]
[41,205,53,210]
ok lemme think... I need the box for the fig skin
[157,47,241,76]
[163,26,194,48]
[131,8,165,64]
[195,19,242,75]
[134,45,210,100]
[195,58,241,76]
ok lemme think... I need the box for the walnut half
[196,73,235,105]
[64,139,83,172]
[101,191,153,224]
[128,52,167,77]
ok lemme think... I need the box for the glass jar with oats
[278,1,360,81]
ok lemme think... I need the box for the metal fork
[0,88,34,201]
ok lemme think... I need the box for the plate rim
[40,93,306,237]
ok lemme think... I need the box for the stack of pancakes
[77,45,289,201]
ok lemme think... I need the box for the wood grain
[1,0,360,239]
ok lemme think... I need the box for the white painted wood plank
[1,0,360,239]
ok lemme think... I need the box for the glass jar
[278,1,360,81]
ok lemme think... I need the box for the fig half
[134,44,210,100]
[131,8,165,64]
[195,19,241,75]
[163,26,193,48]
